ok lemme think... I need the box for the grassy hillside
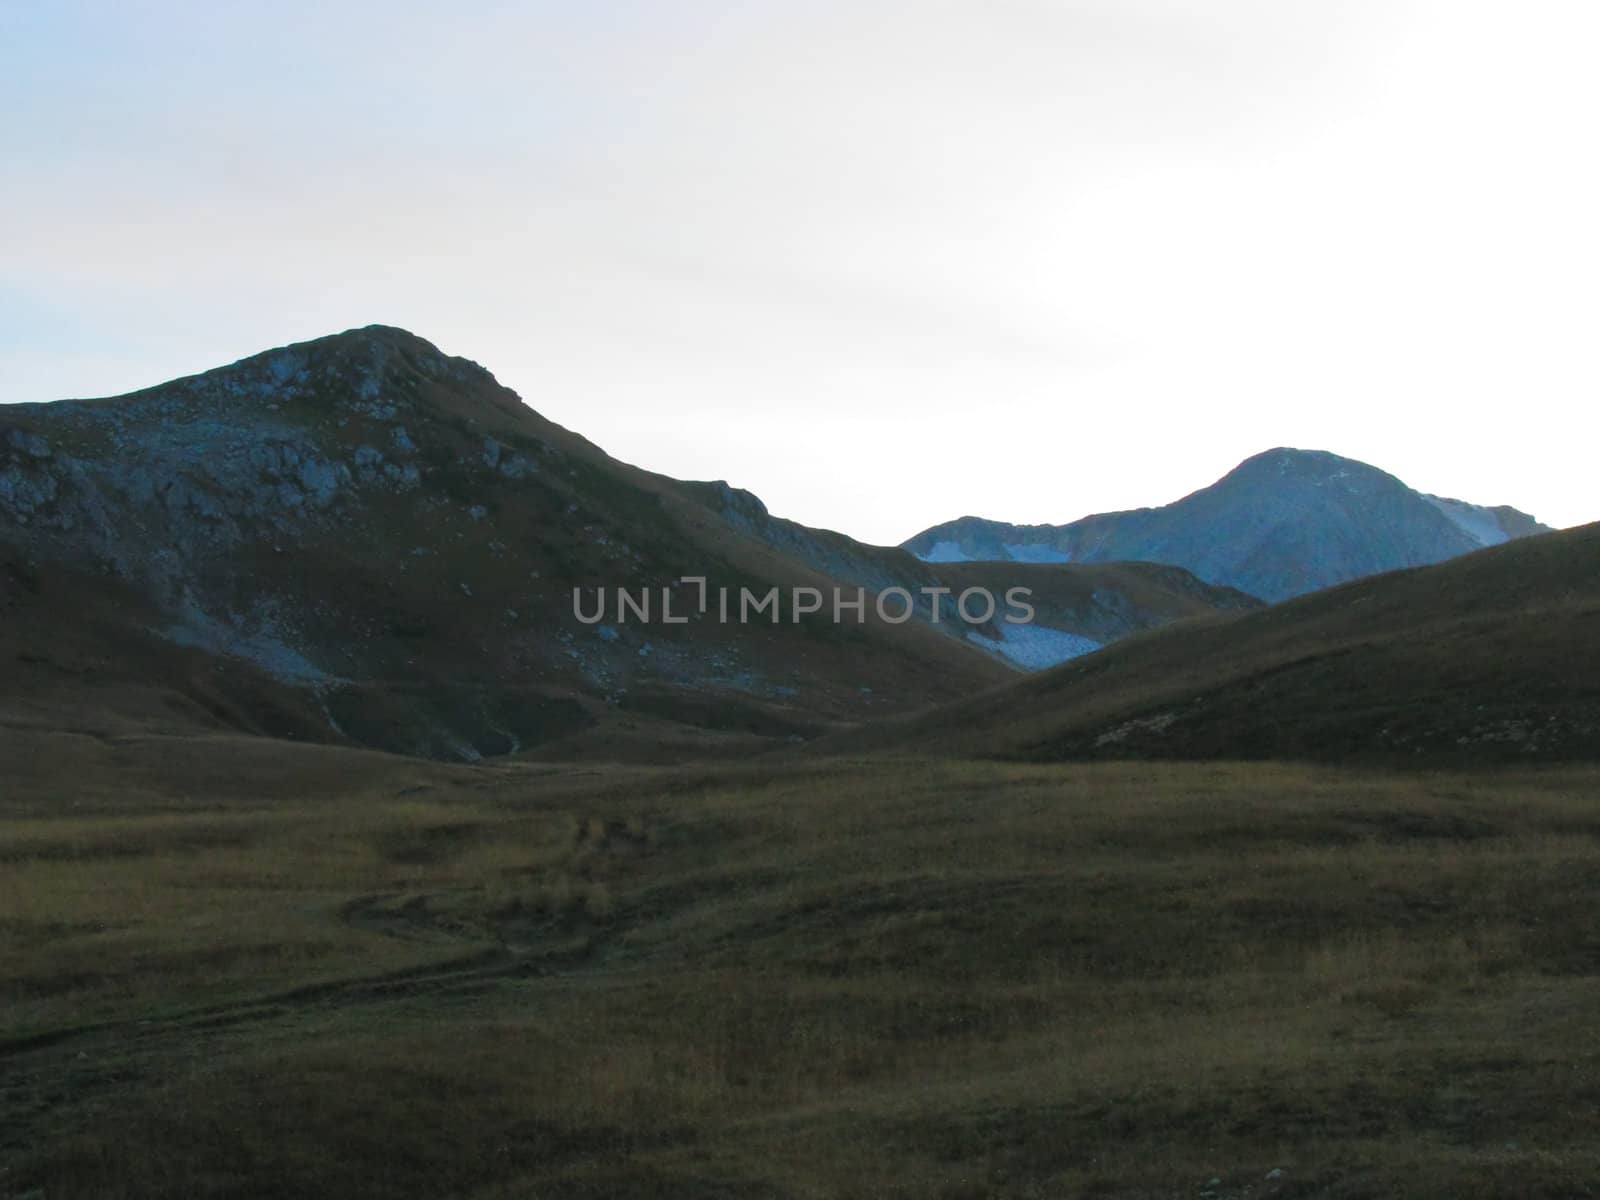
[3,739,1599,1198]
[846,522,1600,764]
[0,328,1018,759]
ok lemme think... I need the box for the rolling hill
[844,522,1600,764]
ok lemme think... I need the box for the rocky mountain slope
[0,326,1252,760]
[0,327,1009,759]
[842,521,1600,764]
[905,447,1551,601]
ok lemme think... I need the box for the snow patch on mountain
[968,623,1102,670]
[913,540,1070,565]
[160,600,335,685]
[921,540,971,563]
[1424,495,1512,548]
[1004,543,1072,564]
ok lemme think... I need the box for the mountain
[682,479,1262,668]
[0,327,1010,760]
[0,326,1251,760]
[839,521,1600,764]
[904,447,1552,602]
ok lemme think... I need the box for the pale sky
[4,1,1596,542]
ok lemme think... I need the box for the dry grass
[3,747,1600,1198]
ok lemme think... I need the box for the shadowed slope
[843,522,1600,764]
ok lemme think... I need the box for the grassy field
[3,737,1599,1198]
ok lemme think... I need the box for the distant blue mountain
[904,448,1551,602]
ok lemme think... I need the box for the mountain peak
[284,324,464,368]
[1230,446,1379,478]
[216,325,500,402]
[19,325,529,438]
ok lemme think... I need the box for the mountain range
[0,327,1249,761]
[904,446,1549,601]
[2,325,1582,765]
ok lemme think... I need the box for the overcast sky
[4,1,1596,542]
